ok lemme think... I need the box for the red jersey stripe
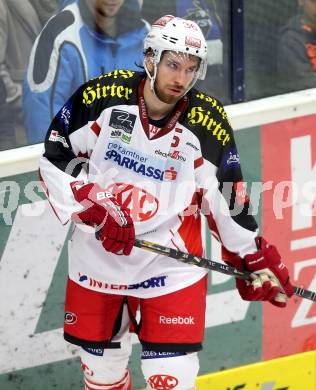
[91,121,101,136]
[194,157,204,169]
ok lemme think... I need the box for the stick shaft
[134,239,316,302]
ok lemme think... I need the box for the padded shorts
[64,275,207,352]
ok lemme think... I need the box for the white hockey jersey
[39,70,258,298]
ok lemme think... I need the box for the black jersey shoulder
[80,70,144,109]
[64,70,144,137]
[180,88,234,167]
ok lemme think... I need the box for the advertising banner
[197,350,316,389]
[261,114,316,359]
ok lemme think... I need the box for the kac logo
[148,374,179,389]
[106,183,159,222]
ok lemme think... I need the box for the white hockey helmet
[144,15,208,92]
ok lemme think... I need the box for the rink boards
[196,350,316,389]
[1,88,316,389]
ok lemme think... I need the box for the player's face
[302,0,316,28]
[86,0,124,18]
[154,51,200,104]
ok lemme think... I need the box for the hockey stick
[134,238,316,302]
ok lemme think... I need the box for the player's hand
[235,272,280,303]
[230,237,293,307]
[71,182,135,255]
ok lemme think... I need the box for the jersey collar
[137,78,188,140]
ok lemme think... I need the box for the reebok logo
[159,316,195,325]
[248,256,264,265]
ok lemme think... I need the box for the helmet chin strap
[144,59,160,99]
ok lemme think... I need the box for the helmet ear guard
[143,15,208,94]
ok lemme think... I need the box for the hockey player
[39,15,294,390]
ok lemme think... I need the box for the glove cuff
[224,254,245,271]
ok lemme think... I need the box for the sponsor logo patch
[153,15,175,27]
[141,351,185,359]
[187,106,231,146]
[97,69,135,80]
[82,83,133,106]
[104,141,180,182]
[64,312,77,325]
[223,148,240,171]
[163,167,178,181]
[78,274,168,291]
[83,347,104,356]
[155,149,186,162]
[185,36,201,48]
[110,130,132,144]
[159,315,195,325]
[195,92,230,122]
[49,130,69,148]
[58,101,72,131]
[79,274,88,282]
[109,109,136,134]
[182,21,199,31]
[186,141,199,151]
[148,374,179,389]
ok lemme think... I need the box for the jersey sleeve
[193,99,258,257]
[39,70,139,224]
[39,82,95,224]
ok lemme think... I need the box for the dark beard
[154,83,182,105]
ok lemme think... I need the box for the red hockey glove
[71,182,135,255]
[229,237,294,307]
